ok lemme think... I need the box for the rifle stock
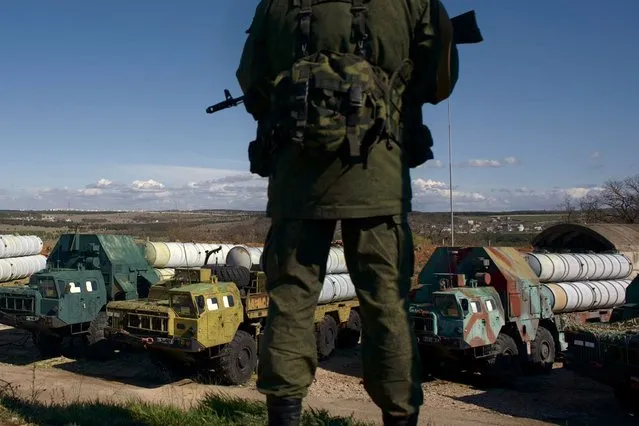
[451,10,483,45]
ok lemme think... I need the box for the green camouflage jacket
[236,0,458,220]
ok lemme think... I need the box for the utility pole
[448,100,454,246]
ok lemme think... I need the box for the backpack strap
[287,0,312,144]
[346,0,370,156]
[350,0,369,58]
[297,0,313,57]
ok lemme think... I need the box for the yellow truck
[104,266,361,385]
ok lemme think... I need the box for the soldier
[235,1,478,425]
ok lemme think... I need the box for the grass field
[0,392,372,426]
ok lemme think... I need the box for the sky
[1,0,637,212]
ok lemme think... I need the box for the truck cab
[1,269,106,328]
[166,279,243,351]
[410,282,506,360]
[105,268,244,354]
[0,233,160,358]
[105,266,258,385]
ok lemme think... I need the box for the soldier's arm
[235,0,272,120]
[410,0,459,105]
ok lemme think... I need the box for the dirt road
[0,325,635,426]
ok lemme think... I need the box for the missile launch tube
[226,246,264,271]
[526,253,632,283]
[0,254,47,282]
[252,246,348,274]
[541,279,630,314]
[318,273,357,304]
[0,235,44,259]
[145,242,235,268]
[153,268,176,282]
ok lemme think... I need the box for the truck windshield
[38,278,58,299]
[171,294,197,318]
[434,294,462,319]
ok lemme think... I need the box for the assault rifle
[205,89,244,114]
[204,10,482,115]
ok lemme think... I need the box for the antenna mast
[448,100,454,246]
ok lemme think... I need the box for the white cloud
[0,169,605,213]
[422,159,444,168]
[590,151,602,159]
[131,179,165,190]
[453,157,522,168]
[503,156,522,165]
[109,165,246,186]
[466,159,502,168]
[412,178,448,191]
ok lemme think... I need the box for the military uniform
[235,0,461,424]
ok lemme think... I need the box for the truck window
[207,297,219,311]
[171,294,197,318]
[485,299,496,312]
[434,295,462,319]
[39,279,57,299]
[196,295,206,314]
[66,282,81,294]
[223,295,235,308]
[470,301,481,313]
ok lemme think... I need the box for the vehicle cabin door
[60,279,96,326]
[82,278,104,323]
[460,297,490,346]
[203,291,239,346]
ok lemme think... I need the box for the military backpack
[268,0,413,161]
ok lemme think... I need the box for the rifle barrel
[205,94,245,114]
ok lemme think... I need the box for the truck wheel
[215,329,257,385]
[614,383,639,415]
[31,331,63,358]
[483,333,521,385]
[337,310,361,349]
[316,314,338,359]
[209,265,251,288]
[529,326,555,373]
[84,311,113,361]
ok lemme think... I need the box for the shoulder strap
[292,0,371,59]
[294,0,312,57]
[350,0,369,57]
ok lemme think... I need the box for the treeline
[559,173,639,224]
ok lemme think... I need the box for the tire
[209,265,251,288]
[483,333,521,385]
[316,314,338,360]
[529,326,555,373]
[31,331,63,358]
[337,309,361,349]
[84,311,113,361]
[614,383,639,415]
[215,330,258,385]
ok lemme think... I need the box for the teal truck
[0,233,160,358]
[563,276,639,414]
[408,246,635,382]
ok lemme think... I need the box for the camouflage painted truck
[408,246,635,381]
[104,265,361,385]
[0,233,161,358]
[563,275,639,415]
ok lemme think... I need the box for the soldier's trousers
[257,214,424,417]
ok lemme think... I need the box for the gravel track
[0,325,635,425]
